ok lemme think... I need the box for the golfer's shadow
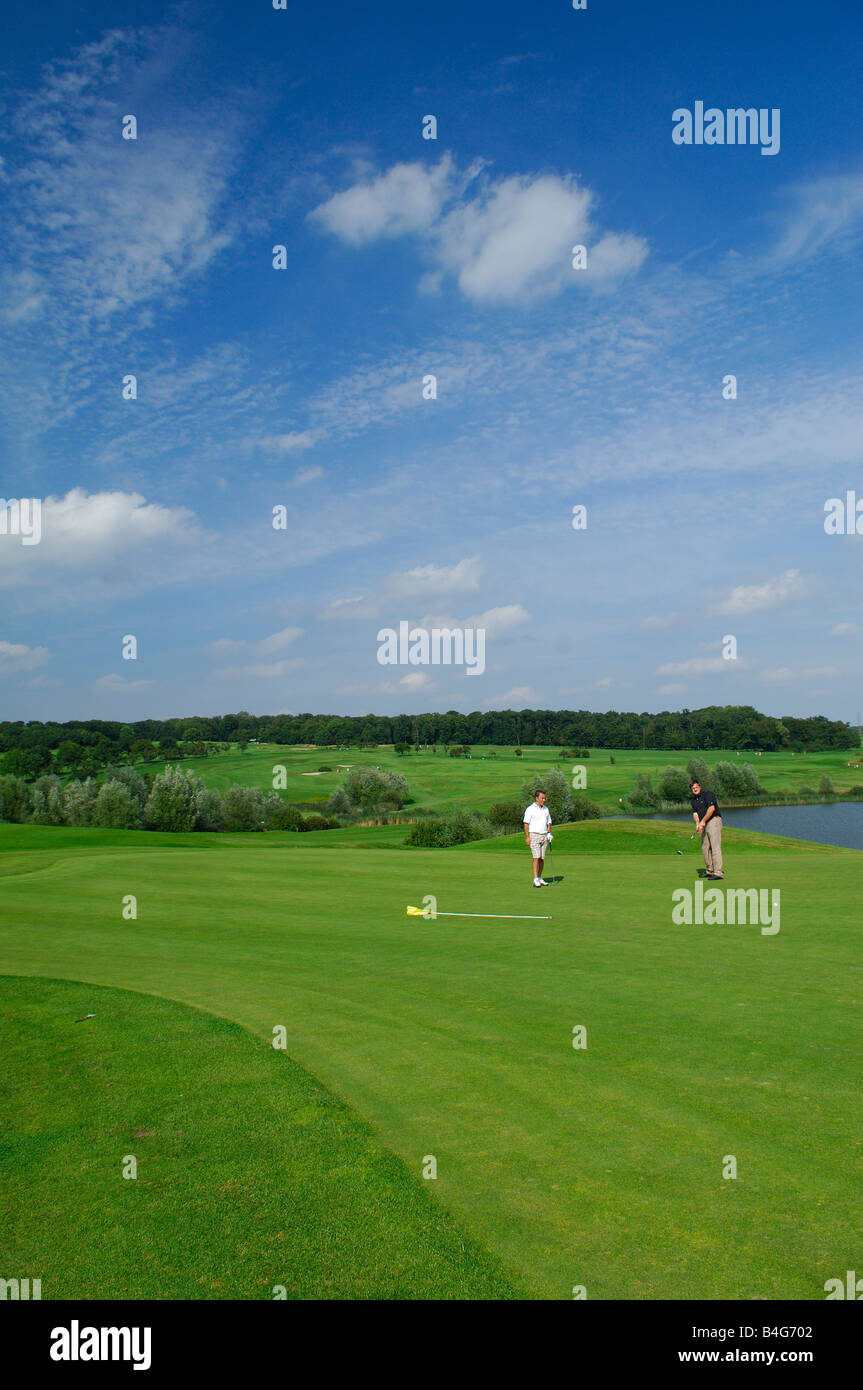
[546,874,565,885]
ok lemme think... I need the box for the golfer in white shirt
[524,789,552,887]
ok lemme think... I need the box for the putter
[675,831,698,855]
[545,836,555,885]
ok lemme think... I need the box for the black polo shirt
[691,788,721,821]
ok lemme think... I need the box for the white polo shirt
[523,802,552,833]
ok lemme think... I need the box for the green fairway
[2,818,861,1299]
[138,742,863,816]
[0,976,520,1300]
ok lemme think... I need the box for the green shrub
[818,776,835,796]
[518,769,573,825]
[0,774,33,823]
[628,774,660,810]
[686,757,709,786]
[405,812,492,848]
[264,793,302,831]
[222,784,266,831]
[658,765,690,803]
[570,795,601,821]
[488,800,524,831]
[92,780,141,829]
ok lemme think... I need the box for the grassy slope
[1,819,861,1299]
[0,976,521,1300]
[135,743,863,815]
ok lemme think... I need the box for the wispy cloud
[712,569,808,616]
[0,640,50,674]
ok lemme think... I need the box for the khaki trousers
[702,817,723,876]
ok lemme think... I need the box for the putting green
[1,819,860,1299]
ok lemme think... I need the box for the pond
[627,802,863,851]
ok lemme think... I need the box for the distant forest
[0,705,856,781]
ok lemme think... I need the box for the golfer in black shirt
[689,780,723,879]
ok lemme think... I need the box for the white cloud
[0,489,208,609]
[656,657,737,677]
[310,158,647,304]
[641,613,679,630]
[255,626,303,654]
[414,603,530,637]
[256,432,322,455]
[488,685,541,707]
[758,665,840,684]
[291,466,325,486]
[0,640,50,674]
[385,555,484,600]
[210,638,246,654]
[309,155,462,245]
[6,27,237,325]
[321,595,380,621]
[657,683,687,696]
[399,672,432,690]
[831,622,860,637]
[765,174,863,268]
[92,673,154,692]
[713,569,808,616]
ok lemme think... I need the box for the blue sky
[1,0,861,723]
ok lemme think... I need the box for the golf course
[2,792,861,1300]
[130,742,863,816]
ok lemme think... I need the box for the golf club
[545,833,555,885]
[675,831,698,855]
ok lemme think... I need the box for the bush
[264,793,302,831]
[301,812,331,832]
[798,784,816,798]
[488,800,525,831]
[222,784,266,831]
[92,780,141,830]
[818,776,835,796]
[658,765,690,803]
[518,768,574,825]
[29,775,64,825]
[194,786,225,831]
[570,795,601,821]
[317,764,333,772]
[628,774,660,810]
[711,761,762,798]
[686,757,710,787]
[326,786,353,818]
[0,774,32,823]
[343,768,409,812]
[101,764,149,811]
[143,766,199,832]
[405,811,492,848]
[62,778,98,827]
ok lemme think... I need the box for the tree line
[0,703,856,783]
